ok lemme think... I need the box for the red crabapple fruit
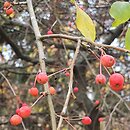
[36,72,48,84]
[73,87,79,93]
[4,1,11,8]
[29,87,39,96]
[49,87,56,95]
[81,116,92,125]
[95,74,106,85]
[10,114,22,126]
[98,117,104,122]
[18,106,31,118]
[109,73,124,91]
[101,55,115,67]
[65,71,70,77]
[47,30,53,35]
[94,100,100,105]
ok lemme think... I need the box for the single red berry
[10,114,22,126]
[81,116,92,125]
[47,30,53,35]
[36,72,48,84]
[18,106,31,118]
[49,87,56,95]
[95,74,106,85]
[98,117,104,122]
[4,1,11,8]
[6,7,14,15]
[29,87,39,96]
[94,100,100,105]
[73,87,79,93]
[65,71,70,77]
[101,55,115,67]
[109,73,124,91]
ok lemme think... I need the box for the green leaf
[70,0,75,4]
[75,5,96,41]
[110,2,130,27]
[125,27,130,50]
[112,20,124,27]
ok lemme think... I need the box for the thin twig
[13,1,27,5]
[31,94,45,108]
[104,99,122,130]
[80,52,96,76]
[56,113,83,121]
[22,121,27,130]
[65,119,77,130]
[40,34,130,53]
[57,39,81,129]
[51,20,57,30]
[110,89,130,111]
[0,72,16,96]
[0,72,27,129]
[48,67,70,78]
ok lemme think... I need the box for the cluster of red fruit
[29,72,56,96]
[10,104,31,126]
[10,72,56,126]
[95,54,124,91]
[3,1,15,16]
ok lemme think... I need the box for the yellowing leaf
[125,27,130,50]
[75,5,96,41]
[70,0,75,4]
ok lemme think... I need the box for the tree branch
[57,39,81,129]
[40,34,130,53]
[26,0,57,129]
[103,24,124,45]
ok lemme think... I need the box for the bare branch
[104,99,122,130]
[0,72,16,96]
[41,34,130,53]
[57,39,81,129]
[26,0,57,129]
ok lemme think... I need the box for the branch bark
[41,34,130,53]
[103,24,124,45]
[26,0,57,129]
[57,39,81,129]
